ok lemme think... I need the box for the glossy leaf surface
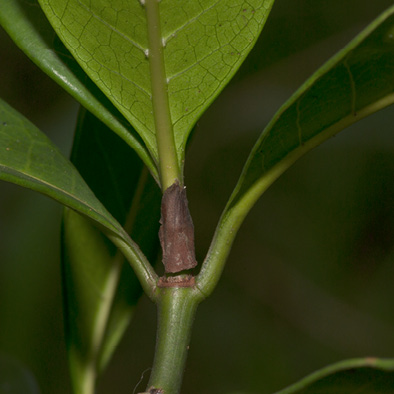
[0,97,157,296]
[0,0,158,180]
[275,358,394,394]
[197,5,394,295]
[0,97,122,237]
[62,108,160,393]
[37,0,275,168]
[231,5,394,212]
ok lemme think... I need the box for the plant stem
[145,0,180,190]
[68,357,95,394]
[146,287,201,393]
[108,233,158,302]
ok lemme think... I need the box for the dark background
[1,1,394,393]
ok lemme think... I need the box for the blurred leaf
[37,0,275,168]
[0,0,158,181]
[275,358,394,394]
[62,108,161,394]
[98,172,160,369]
[62,209,117,394]
[0,97,123,238]
[0,353,41,394]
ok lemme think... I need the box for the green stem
[69,359,95,394]
[108,233,158,302]
[146,287,201,393]
[196,208,241,298]
[145,0,181,190]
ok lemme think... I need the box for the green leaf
[231,5,394,210]
[62,108,160,393]
[36,0,275,175]
[62,209,119,394]
[197,5,394,295]
[99,173,160,367]
[274,358,394,394]
[0,98,157,297]
[0,0,158,181]
[0,97,122,236]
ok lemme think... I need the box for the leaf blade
[0,97,122,236]
[0,98,157,295]
[36,0,275,170]
[62,208,120,394]
[231,5,394,210]
[162,0,275,157]
[0,0,159,181]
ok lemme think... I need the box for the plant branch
[145,287,201,394]
[145,0,180,190]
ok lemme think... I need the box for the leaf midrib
[145,0,179,189]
